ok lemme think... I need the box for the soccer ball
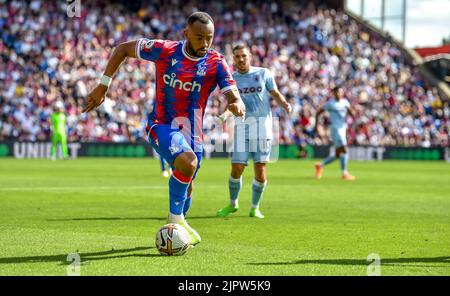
[155,223,190,256]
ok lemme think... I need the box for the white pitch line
[0,184,319,192]
[0,185,168,191]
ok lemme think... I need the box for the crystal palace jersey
[136,38,237,138]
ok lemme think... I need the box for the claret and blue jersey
[232,66,278,164]
[323,98,351,148]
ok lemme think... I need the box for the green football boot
[249,208,264,219]
[216,204,239,217]
[166,215,201,246]
[177,219,201,246]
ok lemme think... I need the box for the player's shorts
[231,138,272,166]
[331,127,347,148]
[51,132,67,144]
[145,122,202,179]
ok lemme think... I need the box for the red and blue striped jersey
[136,38,237,138]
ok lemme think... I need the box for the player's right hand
[82,84,108,113]
[228,102,246,118]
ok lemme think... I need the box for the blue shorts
[231,139,272,166]
[331,127,347,148]
[146,123,202,179]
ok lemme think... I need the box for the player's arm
[224,89,246,118]
[82,40,138,113]
[314,107,325,133]
[347,105,355,118]
[270,89,292,113]
[216,57,245,118]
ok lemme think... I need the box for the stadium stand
[0,0,448,148]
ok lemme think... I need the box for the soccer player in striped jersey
[83,12,246,246]
[217,44,292,219]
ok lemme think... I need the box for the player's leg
[217,138,249,217]
[183,151,202,217]
[315,129,339,179]
[170,151,202,245]
[153,148,169,178]
[167,160,173,175]
[337,146,355,180]
[60,133,68,159]
[230,163,245,206]
[217,163,245,217]
[50,132,58,160]
[250,162,267,218]
[249,141,270,218]
[335,128,355,180]
[146,124,201,244]
[170,151,197,220]
[183,182,193,217]
[160,157,170,178]
[160,155,165,171]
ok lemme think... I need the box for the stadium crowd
[0,0,449,148]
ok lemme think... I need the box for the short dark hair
[332,85,343,93]
[187,11,214,25]
[232,44,249,55]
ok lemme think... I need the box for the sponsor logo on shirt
[238,86,263,94]
[163,73,201,92]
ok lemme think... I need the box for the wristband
[100,75,112,88]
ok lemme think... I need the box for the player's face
[335,88,344,100]
[184,21,214,57]
[233,48,251,73]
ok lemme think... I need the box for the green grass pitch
[0,158,449,276]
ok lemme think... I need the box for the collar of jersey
[182,41,203,61]
[235,66,254,75]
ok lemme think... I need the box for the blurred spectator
[0,0,448,147]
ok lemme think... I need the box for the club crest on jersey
[197,65,206,76]
[255,75,260,82]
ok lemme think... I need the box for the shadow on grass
[47,215,246,222]
[247,256,450,268]
[0,246,161,265]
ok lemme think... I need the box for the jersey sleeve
[344,99,351,109]
[216,57,237,94]
[264,68,278,92]
[135,38,166,62]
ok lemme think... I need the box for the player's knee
[336,147,345,157]
[184,155,198,177]
[254,164,266,183]
[254,171,266,183]
[231,164,245,178]
[231,170,243,179]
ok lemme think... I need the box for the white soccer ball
[155,223,190,256]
